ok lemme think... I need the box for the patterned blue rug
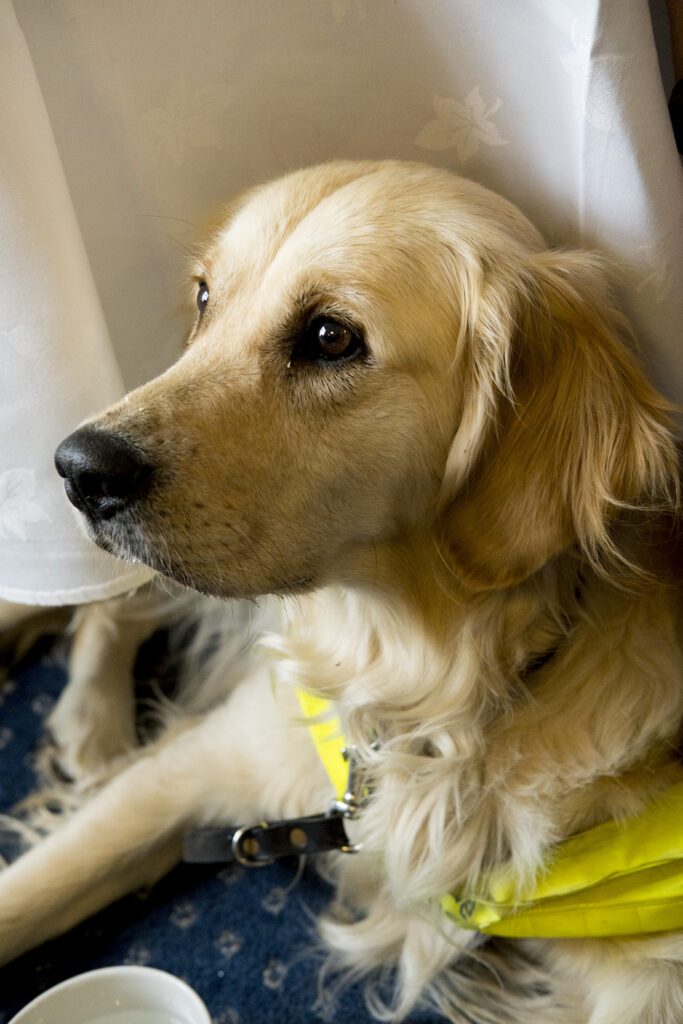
[0,639,443,1023]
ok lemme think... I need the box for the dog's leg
[0,671,326,965]
[0,600,45,634]
[0,600,71,681]
[45,585,176,783]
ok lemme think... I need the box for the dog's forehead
[206,163,450,283]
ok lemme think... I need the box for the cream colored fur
[1,161,681,1023]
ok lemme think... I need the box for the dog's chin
[86,518,317,601]
[154,563,317,602]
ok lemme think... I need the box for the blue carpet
[0,641,443,1023]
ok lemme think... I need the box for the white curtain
[1,0,681,605]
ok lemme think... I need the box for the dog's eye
[295,317,366,365]
[197,281,210,317]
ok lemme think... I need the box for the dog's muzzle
[55,425,152,520]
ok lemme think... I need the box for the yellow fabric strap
[296,688,350,801]
[296,688,683,938]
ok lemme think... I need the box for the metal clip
[326,746,368,853]
[231,822,274,867]
[328,746,366,819]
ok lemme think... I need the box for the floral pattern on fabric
[415,89,508,161]
[142,77,234,166]
[0,470,50,541]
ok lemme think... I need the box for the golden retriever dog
[1,161,682,1023]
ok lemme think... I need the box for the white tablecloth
[1,0,681,605]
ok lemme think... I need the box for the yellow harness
[297,689,683,939]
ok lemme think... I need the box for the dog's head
[55,161,676,598]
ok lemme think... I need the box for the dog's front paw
[0,602,71,684]
[42,687,137,786]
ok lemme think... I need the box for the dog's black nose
[55,426,152,519]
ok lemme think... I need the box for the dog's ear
[437,251,677,591]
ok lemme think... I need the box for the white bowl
[8,965,212,1024]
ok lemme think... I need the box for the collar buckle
[325,745,372,853]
